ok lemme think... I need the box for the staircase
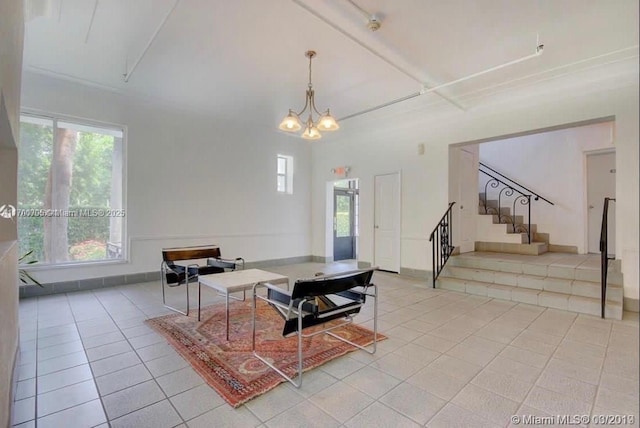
[437,252,623,320]
[476,192,549,255]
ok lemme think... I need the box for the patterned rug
[145,299,383,407]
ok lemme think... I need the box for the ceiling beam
[292,0,466,112]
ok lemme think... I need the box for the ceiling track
[123,0,180,83]
[291,0,466,111]
[339,43,545,122]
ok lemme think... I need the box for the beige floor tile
[342,366,402,399]
[536,370,597,404]
[95,363,152,396]
[110,400,182,428]
[525,385,592,416]
[169,384,225,421]
[391,342,440,365]
[245,382,304,421]
[426,403,501,428]
[471,368,534,402]
[156,366,205,397]
[428,354,482,383]
[186,405,261,428]
[510,331,559,357]
[308,382,374,423]
[475,322,523,344]
[37,379,99,417]
[345,402,421,428]
[283,368,338,398]
[368,352,427,380]
[37,399,106,428]
[485,355,541,384]
[319,356,366,379]
[412,333,458,353]
[602,354,640,380]
[499,345,549,368]
[544,358,601,385]
[594,387,640,417]
[102,380,165,420]
[446,342,499,366]
[452,383,520,426]
[406,366,468,401]
[264,400,341,428]
[379,383,446,425]
[599,372,640,397]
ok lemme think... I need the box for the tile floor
[11,260,640,428]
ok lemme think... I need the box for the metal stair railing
[429,202,455,288]
[600,197,615,318]
[479,163,553,245]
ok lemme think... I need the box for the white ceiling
[22,0,639,132]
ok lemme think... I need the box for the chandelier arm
[310,91,325,117]
[293,91,311,117]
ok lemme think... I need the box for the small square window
[277,155,293,194]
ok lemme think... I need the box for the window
[18,113,125,264]
[277,155,293,194]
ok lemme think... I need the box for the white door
[374,173,400,272]
[458,149,476,253]
[587,152,616,254]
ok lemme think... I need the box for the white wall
[20,71,312,283]
[0,0,23,425]
[478,122,614,253]
[311,66,638,301]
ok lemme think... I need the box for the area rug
[145,299,383,407]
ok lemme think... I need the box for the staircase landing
[438,251,623,319]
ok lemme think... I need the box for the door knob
[375,225,379,229]
[460,205,464,209]
[589,205,594,209]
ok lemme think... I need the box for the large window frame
[18,110,127,267]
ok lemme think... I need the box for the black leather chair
[251,268,378,387]
[161,245,243,316]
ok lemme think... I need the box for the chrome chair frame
[251,268,378,388]
[161,246,244,317]
[197,256,245,322]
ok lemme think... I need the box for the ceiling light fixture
[279,50,339,140]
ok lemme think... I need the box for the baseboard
[246,256,313,269]
[19,255,315,298]
[623,297,639,313]
[310,255,333,264]
[399,267,430,279]
[548,244,579,253]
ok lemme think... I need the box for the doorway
[374,172,401,272]
[333,180,358,261]
[587,151,616,254]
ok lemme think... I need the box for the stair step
[436,276,623,319]
[440,264,623,304]
[475,241,548,255]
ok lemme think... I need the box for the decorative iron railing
[479,163,553,245]
[600,197,615,318]
[429,202,455,288]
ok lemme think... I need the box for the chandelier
[279,50,339,140]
